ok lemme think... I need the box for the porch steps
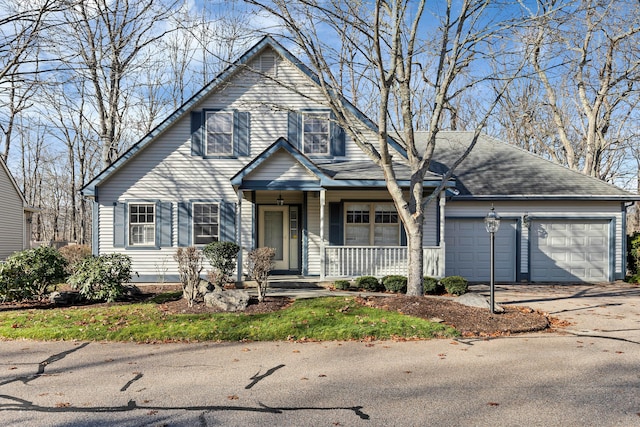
[240,275,332,290]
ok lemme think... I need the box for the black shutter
[234,111,250,156]
[190,111,204,157]
[287,111,301,149]
[328,202,343,246]
[400,222,407,246]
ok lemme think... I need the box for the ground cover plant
[0,296,457,342]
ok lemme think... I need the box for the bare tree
[54,0,180,167]
[247,0,527,294]
[521,0,640,181]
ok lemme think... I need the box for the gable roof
[231,137,452,190]
[425,131,638,201]
[81,35,406,198]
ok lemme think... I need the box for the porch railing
[324,246,444,278]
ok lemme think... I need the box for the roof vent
[260,54,276,77]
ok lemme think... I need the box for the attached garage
[529,219,610,282]
[445,218,517,282]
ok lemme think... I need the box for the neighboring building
[0,157,35,259]
[81,36,638,284]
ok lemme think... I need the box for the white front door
[259,206,290,270]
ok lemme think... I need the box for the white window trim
[192,202,220,245]
[302,112,330,155]
[205,111,234,156]
[344,202,400,246]
[129,203,156,246]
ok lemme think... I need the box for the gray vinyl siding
[245,149,320,181]
[445,200,625,281]
[0,164,24,259]
[96,48,373,280]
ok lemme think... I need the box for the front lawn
[0,296,457,342]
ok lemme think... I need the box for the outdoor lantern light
[276,193,284,206]
[484,204,501,314]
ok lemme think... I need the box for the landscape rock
[456,292,505,313]
[204,289,250,312]
[49,291,82,306]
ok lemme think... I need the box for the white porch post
[439,192,446,278]
[237,190,243,283]
[320,189,326,280]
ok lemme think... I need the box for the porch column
[319,189,326,280]
[438,192,446,278]
[236,190,243,283]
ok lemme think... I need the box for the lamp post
[484,205,501,314]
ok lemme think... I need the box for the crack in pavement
[0,342,90,386]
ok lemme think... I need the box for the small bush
[355,276,383,292]
[174,246,203,307]
[333,280,351,290]
[59,245,92,275]
[68,253,132,302]
[423,276,444,295]
[441,275,468,296]
[203,241,240,289]
[382,275,407,293]
[246,247,276,302]
[0,246,68,301]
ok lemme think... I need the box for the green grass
[0,296,458,342]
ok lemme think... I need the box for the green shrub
[382,275,407,293]
[59,245,92,275]
[355,276,383,292]
[333,280,351,290]
[0,246,68,301]
[440,275,468,296]
[423,276,444,295]
[68,253,132,302]
[203,241,240,288]
[627,232,640,279]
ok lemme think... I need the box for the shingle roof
[422,131,637,200]
[319,160,444,183]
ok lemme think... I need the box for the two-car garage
[445,218,611,283]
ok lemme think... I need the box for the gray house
[81,36,638,284]
[0,157,34,259]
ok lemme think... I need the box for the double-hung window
[345,202,400,246]
[206,112,233,155]
[303,112,330,155]
[193,203,219,245]
[129,204,155,246]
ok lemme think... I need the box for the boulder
[204,289,250,312]
[456,292,504,313]
[49,291,82,306]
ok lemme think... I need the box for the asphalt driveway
[0,282,639,426]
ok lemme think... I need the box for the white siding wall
[306,195,321,275]
[96,47,378,280]
[0,164,24,259]
[245,149,319,182]
[445,200,625,280]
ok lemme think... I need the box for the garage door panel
[531,220,608,282]
[445,219,516,282]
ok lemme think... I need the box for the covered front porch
[230,138,450,281]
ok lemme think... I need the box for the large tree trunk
[406,224,424,296]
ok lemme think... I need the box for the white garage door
[445,219,517,282]
[530,220,609,282]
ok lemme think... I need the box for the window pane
[345,225,369,245]
[303,113,329,154]
[193,203,219,244]
[374,225,399,245]
[129,204,155,245]
[206,112,233,154]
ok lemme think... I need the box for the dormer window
[303,112,330,155]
